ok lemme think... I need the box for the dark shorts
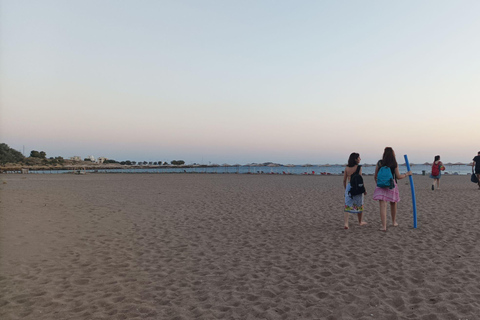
[476,168,480,175]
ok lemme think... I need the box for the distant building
[88,155,96,162]
[97,157,107,164]
[70,156,82,161]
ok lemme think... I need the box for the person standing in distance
[473,151,480,190]
[430,155,444,190]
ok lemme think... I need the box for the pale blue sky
[1,1,479,164]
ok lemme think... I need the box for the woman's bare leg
[379,201,387,231]
[344,212,349,229]
[390,202,398,226]
[357,212,367,225]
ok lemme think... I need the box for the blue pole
[404,155,417,228]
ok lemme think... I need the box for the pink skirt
[373,182,400,202]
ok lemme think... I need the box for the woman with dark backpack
[373,147,412,231]
[430,155,444,190]
[343,152,367,229]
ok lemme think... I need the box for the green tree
[0,143,26,165]
[171,160,185,165]
[30,150,40,158]
[39,151,46,158]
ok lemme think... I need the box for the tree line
[0,143,185,166]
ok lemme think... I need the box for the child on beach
[473,151,480,189]
[430,155,444,190]
[373,147,412,231]
[343,153,367,229]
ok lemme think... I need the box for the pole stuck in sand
[404,155,417,228]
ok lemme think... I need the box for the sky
[1,0,479,165]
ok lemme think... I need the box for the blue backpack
[377,166,395,189]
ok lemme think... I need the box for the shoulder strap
[355,165,362,174]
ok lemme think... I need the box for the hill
[0,143,25,165]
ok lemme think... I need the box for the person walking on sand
[473,151,480,189]
[373,147,412,231]
[430,155,444,190]
[343,153,367,229]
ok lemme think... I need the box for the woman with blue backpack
[343,152,367,229]
[373,147,412,231]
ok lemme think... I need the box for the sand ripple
[1,174,479,319]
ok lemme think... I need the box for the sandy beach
[1,173,479,319]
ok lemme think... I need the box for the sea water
[26,164,473,175]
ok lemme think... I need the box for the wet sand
[1,173,479,319]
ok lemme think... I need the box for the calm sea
[24,164,474,175]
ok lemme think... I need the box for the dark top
[377,160,397,182]
[474,155,480,170]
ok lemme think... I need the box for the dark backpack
[431,163,440,176]
[349,165,366,198]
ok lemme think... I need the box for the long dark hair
[434,155,440,162]
[347,153,359,167]
[381,147,397,168]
